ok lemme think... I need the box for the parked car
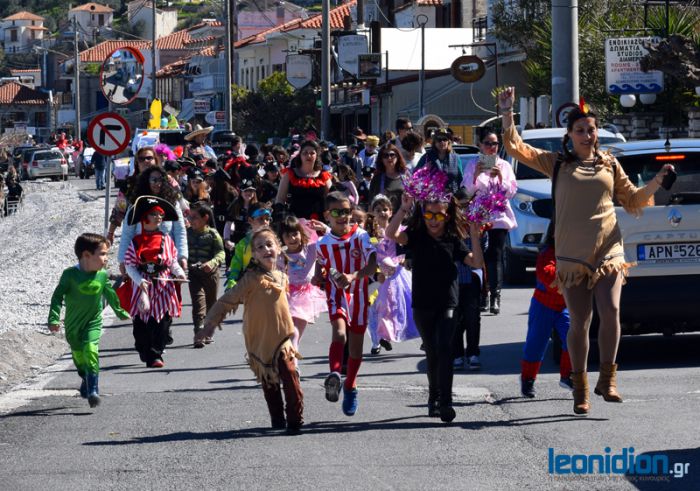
[75,147,95,179]
[23,147,68,181]
[605,138,700,334]
[503,127,626,283]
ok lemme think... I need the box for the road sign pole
[104,155,112,237]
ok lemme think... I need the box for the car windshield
[35,152,62,160]
[617,151,700,205]
[515,136,625,179]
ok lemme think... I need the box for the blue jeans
[94,166,106,189]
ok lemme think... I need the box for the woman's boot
[571,371,590,415]
[490,291,501,315]
[594,363,623,402]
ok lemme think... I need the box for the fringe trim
[554,257,635,290]
[246,339,298,386]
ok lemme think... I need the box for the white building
[127,0,178,39]
[0,11,47,55]
[68,3,114,42]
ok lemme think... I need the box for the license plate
[43,162,58,167]
[637,243,700,263]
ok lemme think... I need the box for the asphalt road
[1,177,699,490]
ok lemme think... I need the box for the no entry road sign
[87,112,131,156]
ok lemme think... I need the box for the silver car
[25,148,68,181]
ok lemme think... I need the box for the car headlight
[512,192,537,216]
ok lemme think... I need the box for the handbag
[115,277,133,312]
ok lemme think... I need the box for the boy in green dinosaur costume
[48,233,129,408]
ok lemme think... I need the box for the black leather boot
[490,291,501,315]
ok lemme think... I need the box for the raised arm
[385,193,412,245]
[498,87,556,177]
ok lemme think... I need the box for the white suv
[504,127,626,283]
[606,139,700,335]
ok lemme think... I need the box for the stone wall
[689,109,700,138]
[611,113,664,140]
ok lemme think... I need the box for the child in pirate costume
[124,196,187,368]
[49,233,130,408]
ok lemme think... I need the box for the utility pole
[151,0,157,103]
[417,14,428,119]
[73,17,81,140]
[321,0,330,140]
[224,0,233,131]
[551,0,579,127]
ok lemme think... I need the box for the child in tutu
[367,195,419,355]
[278,215,327,352]
[197,228,303,434]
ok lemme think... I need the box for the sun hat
[185,124,214,141]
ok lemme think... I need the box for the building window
[10,29,17,42]
[99,14,104,26]
[472,16,487,42]
[261,66,265,79]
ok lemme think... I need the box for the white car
[24,147,68,181]
[605,138,700,335]
[504,127,626,283]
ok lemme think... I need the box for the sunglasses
[382,152,398,159]
[149,177,164,183]
[250,209,272,219]
[138,155,155,162]
[329,208,353,218]
[423,211,448,222]
[482,141,499,147]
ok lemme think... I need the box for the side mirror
[100,46,145,105]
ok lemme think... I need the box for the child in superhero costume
[49,233,130,408]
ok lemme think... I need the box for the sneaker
[324,372,342,403]
[559,377,574,391]
[193,337,205,349]
[342,387,359,416]
[521,378,536,398]
[150,359,165,368]
[440,405,456,423]
[370,346,381,355]
[379,339,393,351]
[204,336,214,345]
[468,355,481,371]
[453,357,465,369]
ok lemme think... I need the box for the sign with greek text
[605,37,663,94]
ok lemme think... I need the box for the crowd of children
[46,124,601,431]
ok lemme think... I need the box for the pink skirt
[288,283,328,324]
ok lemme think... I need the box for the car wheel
[504,245,530,285]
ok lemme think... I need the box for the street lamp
[620,94,636,108]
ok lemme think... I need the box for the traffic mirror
[100,46,145,106]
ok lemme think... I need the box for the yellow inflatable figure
[147,98,162,129]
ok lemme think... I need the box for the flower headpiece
[402,166,451,203]
[465,183,508,224]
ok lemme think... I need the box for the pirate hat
[127,195,178,225]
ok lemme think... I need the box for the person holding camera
[499,87,674,415]
[461,129,518,315]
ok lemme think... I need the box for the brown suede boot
[594,363,623,402]
[571,371,590,415]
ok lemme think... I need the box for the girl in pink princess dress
[368,195,419,351]
[277,215,328,352]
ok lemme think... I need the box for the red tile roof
[10,68,40,74]
[70,3,114,13]
[2,11,45,22]
[25,26,48,31]
[301,0,356,29]
[79,40,150,63]
[184,34,219,46]
[0,81,48,105]
[234,1,356,48]
[416,0,443,5]
[190,20,223,30]
[156,58,187,78]
[155,29,192,50]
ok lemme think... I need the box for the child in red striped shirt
[315,192,377,416]
[124,196,187,368]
